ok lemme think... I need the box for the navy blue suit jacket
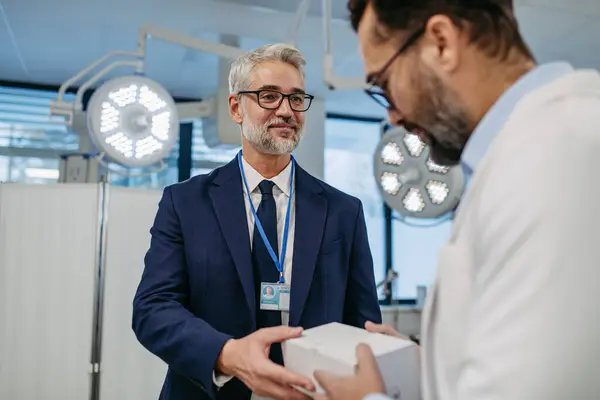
[132,157,382,400]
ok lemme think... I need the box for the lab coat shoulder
[473,72,600,238]
[452,70,600,400]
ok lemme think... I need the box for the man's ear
[420,14,461,75]
[229,94,243,124]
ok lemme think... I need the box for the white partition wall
[99,187,167,400]
[0,183,168,400]
[0,183,99,400]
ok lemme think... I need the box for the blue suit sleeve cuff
[363,394,392,400]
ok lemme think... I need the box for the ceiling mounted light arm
[51,51,144,124]
[74,61,142,111]
[56,50,144,103]
[321,0,369,90]
[137,24,246,62]
[287,0,312,47]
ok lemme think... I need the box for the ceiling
[0,0,599,119]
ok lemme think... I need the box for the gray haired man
[132,43,382,400]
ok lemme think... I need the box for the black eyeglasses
[237,90,314,112]
[365,27,425,110]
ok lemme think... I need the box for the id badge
[260,282,290,312]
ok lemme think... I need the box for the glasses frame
[237,90,315,112]
[365,27,426,111]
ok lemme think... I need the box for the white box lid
[289,322,414,366]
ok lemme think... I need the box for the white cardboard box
[284,322,421,400]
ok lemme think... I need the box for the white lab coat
[418,69,600,399]
[366,68,600,400]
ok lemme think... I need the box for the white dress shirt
[214,155,296,399]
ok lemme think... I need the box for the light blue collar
[461,62,574,178]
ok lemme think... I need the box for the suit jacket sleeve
[455,104,600,399]
[132,186,232,399]
[343,200,382,327]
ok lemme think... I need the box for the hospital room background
[0,0,597,398]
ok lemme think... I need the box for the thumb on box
[257,326,303,344]
[314,369,338,393]
[355,343,381,378]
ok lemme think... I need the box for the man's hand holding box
[283,322,421,400]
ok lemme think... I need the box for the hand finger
[365,321,393,334]
[288,387,313,400]
[355,343,380,377]
[292,384,319,399]
[365,321,387,333]
[257,326,304,344]
[313,370,339,394]
[365,321,406,339]
[262,361,316,392]
[277,386,312,400]
[313,394,329,400]
[261,380,312,400]
[255,380,308,400]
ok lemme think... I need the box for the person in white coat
[312,1,600,399]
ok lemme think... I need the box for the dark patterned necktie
[252,180,283,365]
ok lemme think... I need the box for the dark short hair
[348,0,533,60]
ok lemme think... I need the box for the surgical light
[49,24,250,181]
[373,126,465,219]
[86,75,179,168]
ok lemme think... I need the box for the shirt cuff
[212,370,234,388]
[363,394,392,400]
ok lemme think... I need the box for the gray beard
[242,119,304,155]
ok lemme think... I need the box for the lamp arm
[321,0,369,91]
[137,24,246,61]
[56,50,143,102]
[74,61,143,109]
[322,0,333,55]
[287,0,312,47]
[376,270,399,289]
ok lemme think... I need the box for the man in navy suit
[132,43,382,400]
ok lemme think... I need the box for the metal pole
[177,122,193,182]
[382,122,394,305]
[383,203,394,305]
[89,179,110,400]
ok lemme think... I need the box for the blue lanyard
[238,151,294,284]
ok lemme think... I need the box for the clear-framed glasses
[237,90,314,112]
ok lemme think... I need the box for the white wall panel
[99,187,167,400]
[0,183,99,400]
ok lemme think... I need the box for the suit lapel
[209,159,256,325]
[290,165,327,326]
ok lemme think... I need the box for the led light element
[381,172,402,195]
[381,142,404,166]
[426,180,449,204]
[403,188,425,213]
[403,133,425,157]
[426,159,449,174]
